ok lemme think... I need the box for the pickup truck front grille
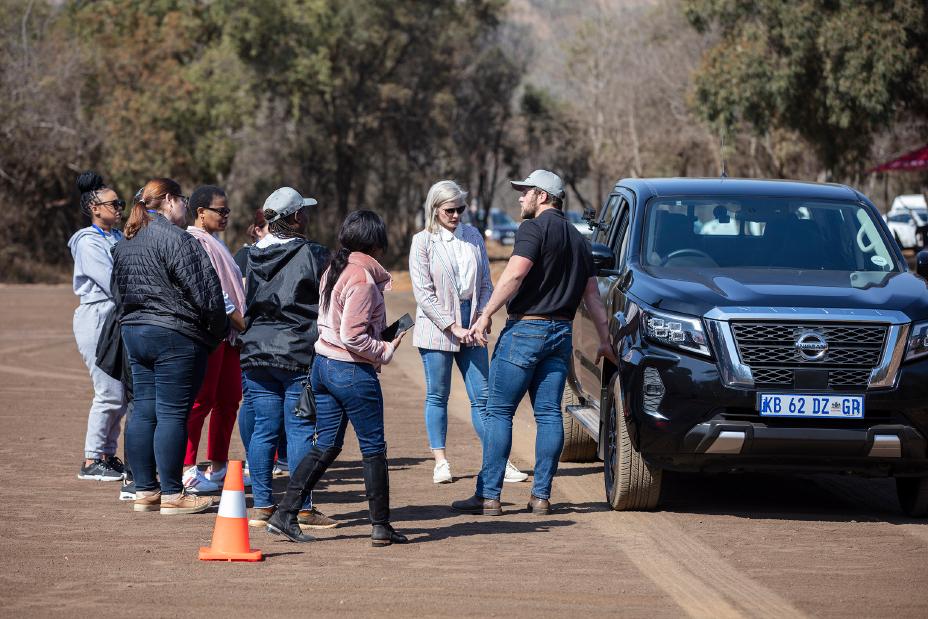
[731,322,888,390]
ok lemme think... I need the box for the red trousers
[185,341,242,465]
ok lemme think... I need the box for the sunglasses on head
[441,205,466,215]
[202,206,231,217]
[95,199,125,210]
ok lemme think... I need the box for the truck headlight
[905,320,928,361]
[643,307,710,357]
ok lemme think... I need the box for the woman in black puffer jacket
[112,177,228,515]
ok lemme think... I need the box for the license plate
[757,393,864,418]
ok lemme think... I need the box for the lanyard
[91,224,109,240]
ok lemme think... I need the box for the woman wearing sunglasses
[182,186,247,493]
[409,180,527,484]
[69,171,130,483]
[113,178,228,515]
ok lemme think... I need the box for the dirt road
[1,284,927,617]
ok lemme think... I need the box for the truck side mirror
[592,242,618,275]
[917,251,928,279]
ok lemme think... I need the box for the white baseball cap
[510,169,566,200]
[263,187,317,222]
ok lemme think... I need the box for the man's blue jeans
[122,325,208,495]
[418,299,488,449]
[244,367,315,509]
[312,355,386,456]
[476,319,572,501]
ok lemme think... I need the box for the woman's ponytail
[320,247,352,313]
[123,178,181,239]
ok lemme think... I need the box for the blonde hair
[424,180,467,233]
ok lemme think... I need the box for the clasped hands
[449,314,492,347]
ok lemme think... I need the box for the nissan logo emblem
[795,332,828,361]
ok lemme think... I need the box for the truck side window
[616,211,631,271]
[593,195,621,245]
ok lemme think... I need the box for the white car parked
[885,194,928,250]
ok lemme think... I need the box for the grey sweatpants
[73,300,128,460]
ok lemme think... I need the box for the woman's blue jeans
[122,325,208,495]
[476,319,572,501]
[238,376,288,468]
[418,299,487,450]
[312,355,386,456]
[244,367,315,509]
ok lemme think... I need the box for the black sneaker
[119,478,136,501]
[78,459,123,481]
[107,456,126,476]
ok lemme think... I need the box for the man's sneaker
[298,507,338,529]
[205,464,226,484]
[106,456,126,476]
[433,460,453,484]
[119,478,136,501]
[133,491,161,512]
[78,459,123,481]
[249,506,276,528]
[183,467,220,494]
[504,460,529,483]
[160,491,212,515]
[272,462,289,477]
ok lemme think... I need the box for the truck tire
[559,386,598,463]
[896,477,928,517]
[603,388,662,510]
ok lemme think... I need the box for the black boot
[362,451,408,547]
[267,446,340,543]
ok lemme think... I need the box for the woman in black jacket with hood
[239,187,332,529]
[113,178,228,515]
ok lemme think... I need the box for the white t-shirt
[438,225,476,301]
[255,233,298,248]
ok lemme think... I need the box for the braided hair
[76,171,106,218]
[264,208,306,240]
[320,210,388,312]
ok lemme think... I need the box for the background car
[566,210,594,238]
[484,208,518,245]
[885,194,928,250]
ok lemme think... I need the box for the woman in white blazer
[409,180,528,484]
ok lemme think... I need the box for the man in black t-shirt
[452,169,615,516]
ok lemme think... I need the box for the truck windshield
[642,197,899,272]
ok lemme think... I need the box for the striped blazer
[409,224,492,352]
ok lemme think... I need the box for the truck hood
[632,267,928,322]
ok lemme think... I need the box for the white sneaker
[504,460,528,483]
[205,465,226,484]
[272,462,289,477]
[183,467,220,494]
[433,460,453,484]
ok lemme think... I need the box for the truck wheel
[896,477,928,517]
[559,386,598,462]
[603,390,662,510]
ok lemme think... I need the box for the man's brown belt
[508,314,571,321]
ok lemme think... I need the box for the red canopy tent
[868,144,928,173]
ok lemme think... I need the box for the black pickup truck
[562,178,928,516]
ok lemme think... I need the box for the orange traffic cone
[199,460,262,562]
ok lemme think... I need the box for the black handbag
[293,367,316,423]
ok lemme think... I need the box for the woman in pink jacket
[267,210,408,547]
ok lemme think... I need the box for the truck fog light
[642,367,666,419]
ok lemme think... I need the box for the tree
[686,0,928,179]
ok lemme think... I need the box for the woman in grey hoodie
[68,171,129,482]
